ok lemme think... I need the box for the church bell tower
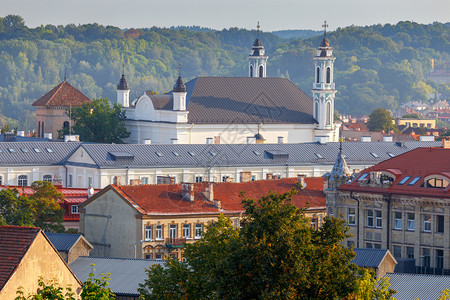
[248,22,268,78]
[312,21,336,130]
[117,65,130,108]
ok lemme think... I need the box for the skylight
[253,150,261,156]
[8,148,15,153]
[188,151,196,156]
[46,148,54,153]
[387,152,395,158]
[209,151,217,156]
[172,151,180,157]
[408,177,421,186]
[398,176,411,185]
[315,153,324,159]
[21,148,28,153]
[358,173,369,181]
[33,148,41,153]
[370,152,379,158]
[155,152,163,157]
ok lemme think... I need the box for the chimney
[113,176,121,186]
[443,138,450,149]
[130,179,142,186]
[266,173,273,180]
[297,174,306,189]
[240,171,252,183]
[181,183,194,202]
[353,169,360,175]
[202,183,214,202]
[213,199,221,209]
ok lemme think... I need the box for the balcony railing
[166,238,186,248]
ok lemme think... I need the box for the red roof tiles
[0,226,40,290]
[108,177,325,215]
[32,81,92,107]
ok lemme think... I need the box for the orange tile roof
[0,226,40,290]
[339,147,450,198]
[32,81,92,107]
[109,177,325,215]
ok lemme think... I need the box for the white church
[117,32,340,144]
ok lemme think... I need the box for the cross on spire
[178,63,182,77]
[257,21,260,38]
[121,63,125,75]
[322,20,329,38]
[64,66,67,81]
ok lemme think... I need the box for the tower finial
[64,66,67,81]
[121,63,125,75]
[322,20,329,38]
[257,21,260,38]
[178,63,182,77]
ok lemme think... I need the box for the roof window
[209,151,217,156]
[387,152,395,158]
[8,148,15,153]
[370,152,379,158]
[21,148,29,153]
[398,176,411,185]
[358,173,369,181]
[408,177,421,186]
[315,153,324,159]
[172,151,180,157]
[188,151,196,157]
[33,148,41,153]
[46,148,54,153]
[155,152,163,157]
[253,150,261,156]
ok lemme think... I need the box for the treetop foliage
[0,15,448,130]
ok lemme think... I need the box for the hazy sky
[2,0,449,31]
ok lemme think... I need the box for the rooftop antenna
[257,21,260,38]
[322,20,329,39]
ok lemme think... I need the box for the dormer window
[408,177,421,186]
[398,176,411,185]
[425,177,449,189]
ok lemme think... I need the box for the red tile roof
[0,226,40,290]
[339,147,450,198]
[106,177,325,215]
[32,81,92,107]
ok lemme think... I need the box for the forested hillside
[0,15,448,130]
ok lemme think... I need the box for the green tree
[139,190,375,299]
[0,181,65,232]
[60,98,130,143]
[80,265,115,300]
[367,108,398,133]
[350,269,396,299]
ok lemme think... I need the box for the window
[436,215,444,233]
[88,177,93,187]
[259,65,263,77]
[251,175,256,181]
[63,121,69,128]
[141,177,149,185]
[8,148,15,153]
[376,210,382,228]
[314,101,319,120]
[348,208,356,226]
[367,210,374,227]
[46,148,54,153]
[195,224,203,238]
[0,176,2,185]
[316,67,320,83]
[426,178,449,189]
[407,213,415,231]
[366,242,373,249]
[155,254,163,260]
[315,153,324,159]
[311,218,318,230]
[423,214,431,232]
[398,176,411,185]
[34,148,41,153]
[222,176,230,182]
[155,152,163,157]
[68,175,73,187]
[407,247,414,259]
[358,173,369,181]
[170,225,177,238]
[145,225,152,241]
[43,174,53,182]
[172,151,180,157]
[70,205,79,214]
[250,65,253,77]
[195,176,203,183]
[326,102,331,126]
[393,246,402,259]
[156,225,163,240]
[188,151,196,157]
[422,248,430,268]
[408,176,421,186]
[374,243,381,249]
[436,250,444,270]
[370,152,379,158]
[20,148,28,153]
[145,254,152,260]
[328,207,334,216]
[183,224,190,238]
[347,240,355,249]
[326,67,331,83]
[394,212,402,230]
[18,175,28,186]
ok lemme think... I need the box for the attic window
[426,177,449,189]
[155,152,163,157]
[370,152,379,158]
[398,176,411,185]
[46,148,54,153]
[209,151,217,156]
[8,148,15,153]
[173,151,180,157]
[21,148,29,153]
[358,173,369,181]
[315,153,324,159]
[108,151,134,161]
[33,148,41,153]
[253,150,261,156]
[265,150,289,160]
[188,151,196,157]
[387,152,395,158]
[408,177,421,186]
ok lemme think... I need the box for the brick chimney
[181,183,194,202]
[297,174,306,189]
[202,183,214,202]
[442,137,450,149]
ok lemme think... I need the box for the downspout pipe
[350,191,360,248]
[386,193,392,250]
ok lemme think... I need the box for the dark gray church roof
[183,77,316,124]
[72,141,440,169]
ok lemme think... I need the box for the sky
[2,0,449,31]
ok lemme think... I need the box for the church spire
[248,22,268,78]
[330,141,351,179]
[116,64,130,107]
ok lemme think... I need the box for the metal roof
[351,248,392,269]
[69,256,164,296]
[74,141,441,169]
[45,232,82,252]
[382,273,450,300]
[0,142,81,166]
[183,77,316,124]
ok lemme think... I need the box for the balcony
[166,238,186,248]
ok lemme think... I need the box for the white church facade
[119,34,340,145]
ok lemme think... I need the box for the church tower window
[250,65,253,77]
[259,66,264,77]
[316,67,320,83]
[326,67,331,83]
[314,102,319,120]
[326,102,331,126]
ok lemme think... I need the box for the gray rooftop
[74,141,441,169]
[45,232,83,252]
[183,77,316,124]
[351,248,393,269]
[382,273,450,300]
[69,256,164,296]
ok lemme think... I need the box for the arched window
[326,67,331,83]
[250,65,253,77]
[259,66,264,77]
[63,121,69,128]
[43,174,53,182]
[314,101,319,120]
[326,102,331,126]
[38,121,41,138]
[316,67,320,83]
[18,175,28,186]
